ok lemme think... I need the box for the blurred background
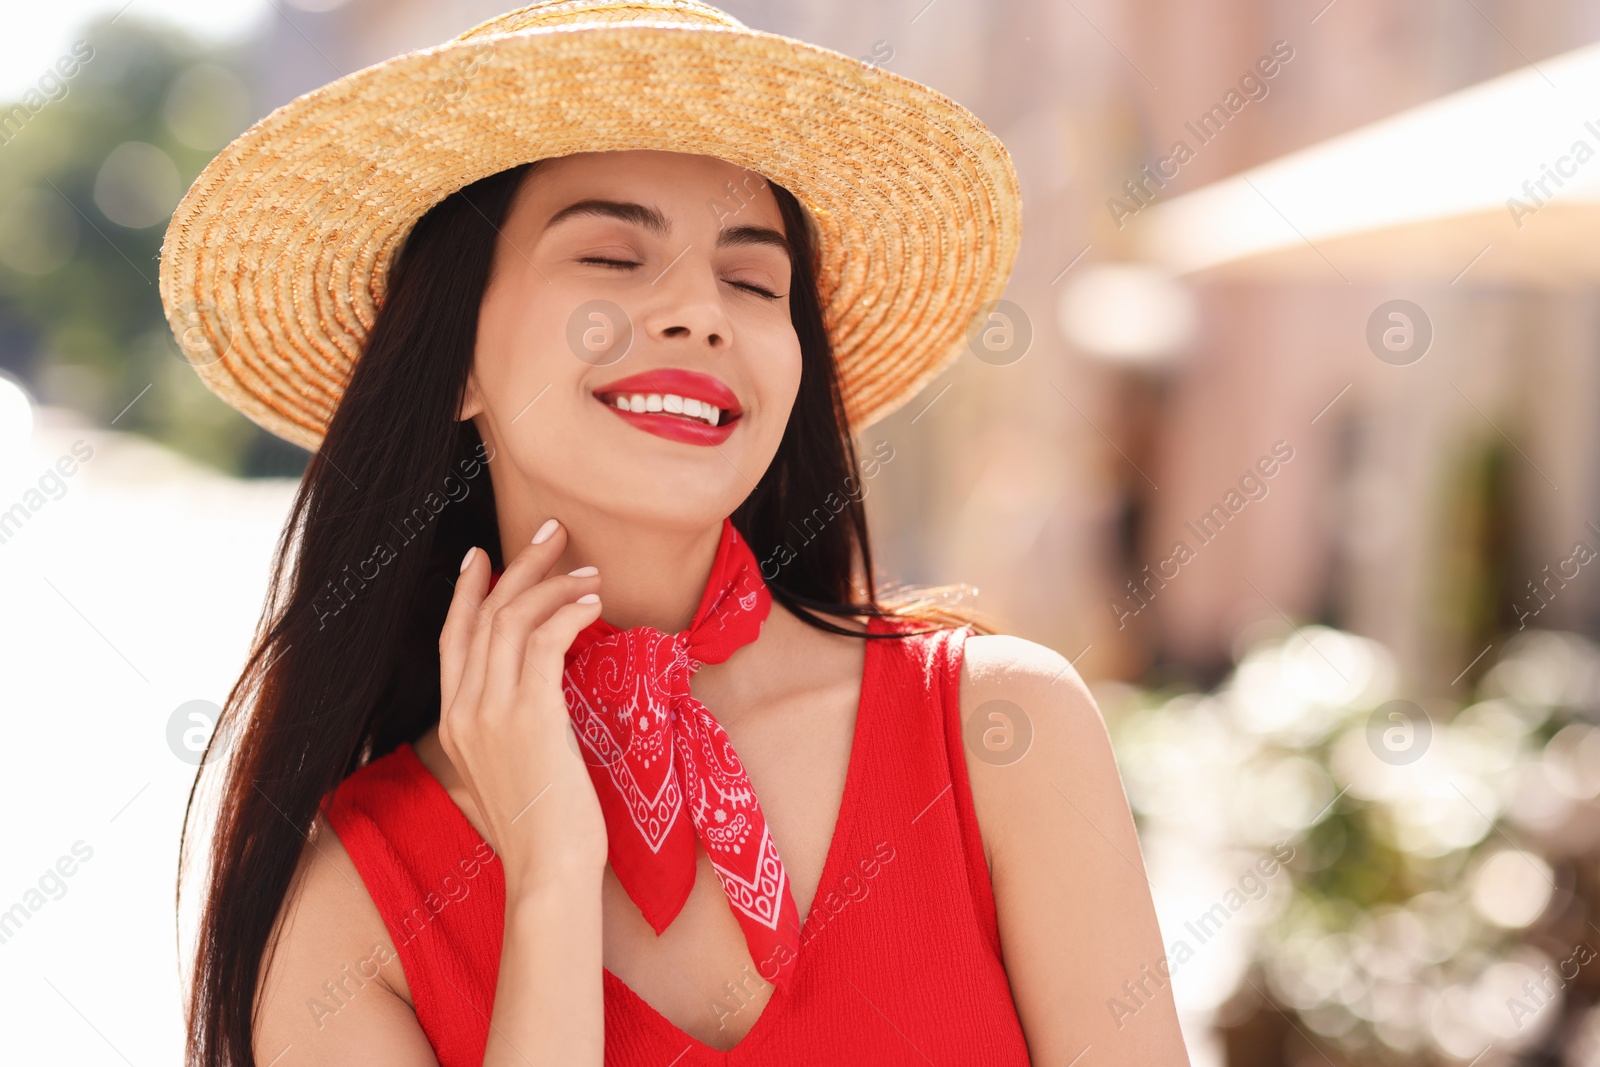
[2,0,1598,1064]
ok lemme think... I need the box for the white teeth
[609,392,725,426]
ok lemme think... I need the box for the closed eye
[578,257,784,300]
[731,280,785,300]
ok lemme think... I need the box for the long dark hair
[178,158,997,1067]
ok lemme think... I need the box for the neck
[496,509,728,635]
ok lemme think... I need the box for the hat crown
[455,0,745,40]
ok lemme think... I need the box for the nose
[639,248,732,351]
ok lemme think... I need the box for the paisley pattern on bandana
[488,516,800,989]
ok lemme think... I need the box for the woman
[165,3,1188,1065]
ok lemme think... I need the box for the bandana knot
[491,517,801,990]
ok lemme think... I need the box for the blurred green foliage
[1110,625,1600,1065]
[0,14,307,477]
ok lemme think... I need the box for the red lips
[592,367,744,447]
[592,368,743,417]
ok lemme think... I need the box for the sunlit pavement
[0,399,297,1064]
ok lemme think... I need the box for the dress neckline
[398,611,892,1059]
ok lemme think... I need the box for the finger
[482,517,570,614]
[451,518,567,731]
[516,596,606,709]
[482,573,602,701]
[441,545,490,715]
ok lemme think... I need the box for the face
[459,149,802,537]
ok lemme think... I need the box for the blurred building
[248,0,1600,699]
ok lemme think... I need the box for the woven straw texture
[157,0,1022,451]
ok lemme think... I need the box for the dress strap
[929,624,1005,960]
[320,744,504,1067]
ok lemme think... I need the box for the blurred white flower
[1370,978,1428,1052]
[1566,1001,1600,1067]
[1474,952,1558,1045]
[1389,773,1499,856]
[1266,930,1330,1010]
[1544,723,1600,800]
[1353,905,1430,984]
[1116,695,1248,842]
[1108,623,1600,1062]
[1481,630,1600,717]
[1469,849,1554,929]
[1448,702,1539,813]
[1228,626,1392,746]
[1227,753,1336,844]
[1407,890,1476,963]
[1301,1000,1360,1038]
[1504,758,1577,834]
[1428,982,1493,1060]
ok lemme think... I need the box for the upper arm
[960,634,1190,1066]
[254,819,439,1067]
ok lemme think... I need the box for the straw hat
[157,0,1022,452]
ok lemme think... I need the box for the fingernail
[460,547,476,573]
[576,593,600,604]
[568,565,598,577]
[532,518,559,544]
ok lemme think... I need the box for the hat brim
[158,20,1022,451]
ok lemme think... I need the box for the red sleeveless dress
[321,615,1032,1065]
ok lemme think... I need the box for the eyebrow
[543,198,791,257]
[718,223,792,257]
[546,198,669,237]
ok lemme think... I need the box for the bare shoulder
[958,632,1106,758]
[956,633,1112,862]
[959,632,1097,708]
[957,632,1187,1062]
[253,819,437,1065]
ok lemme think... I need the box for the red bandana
[486,517,800,990]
